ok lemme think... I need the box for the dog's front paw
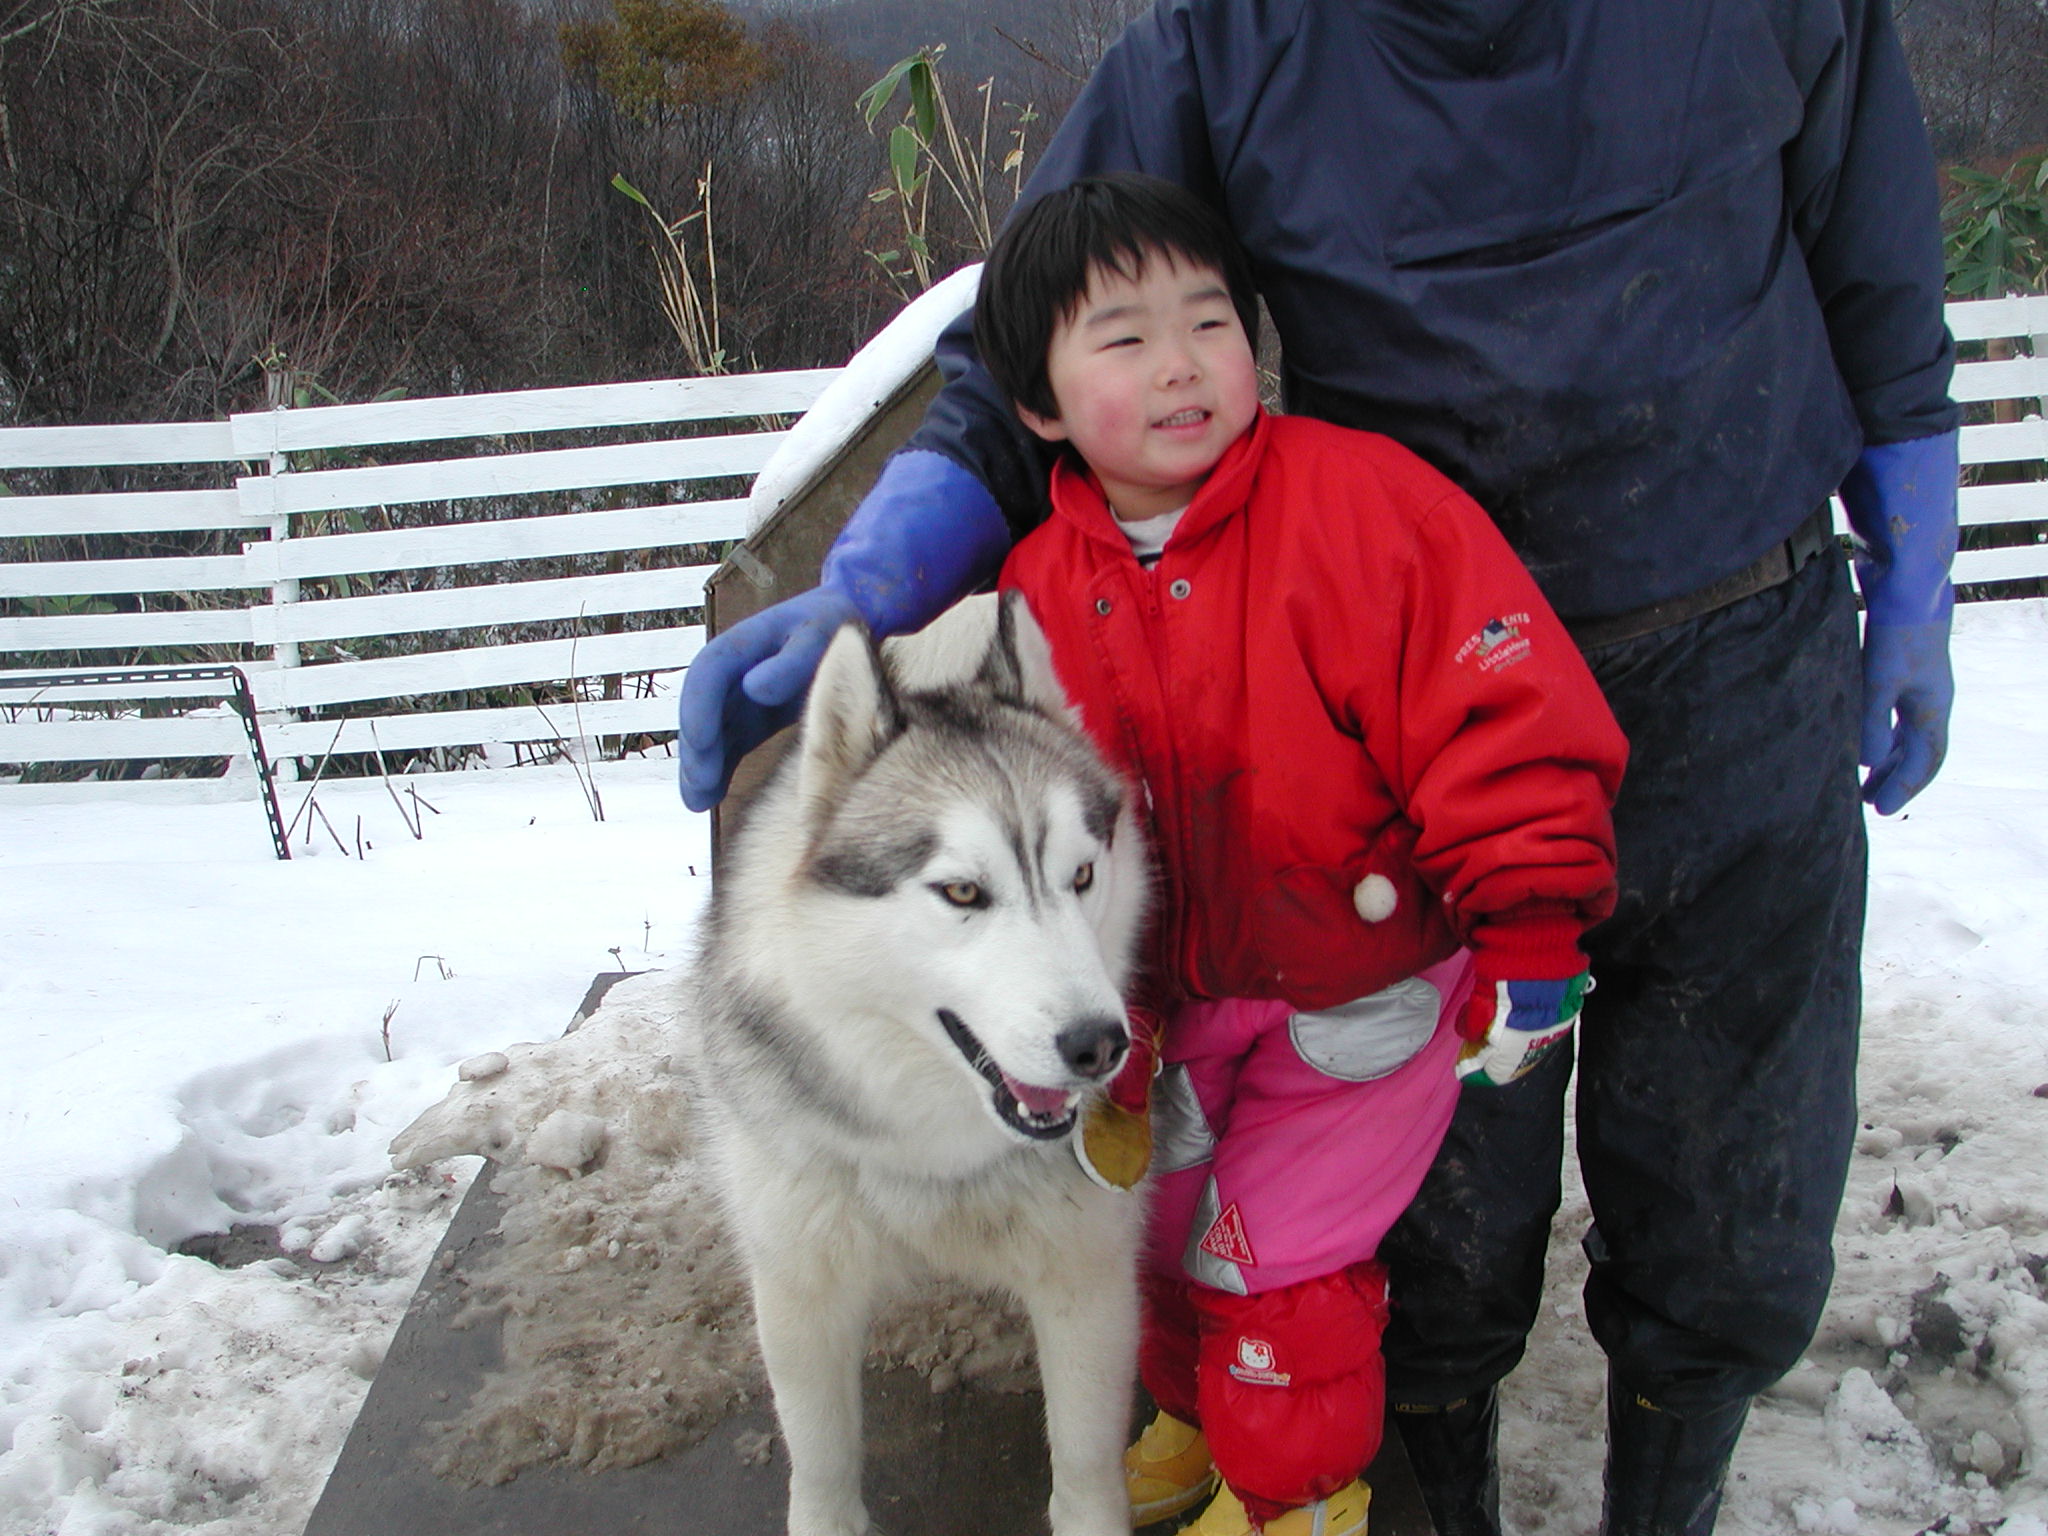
[786,1489,870,1536]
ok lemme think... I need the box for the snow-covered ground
[2,600,2046,1536]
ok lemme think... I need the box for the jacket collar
[1046,408,1273,559]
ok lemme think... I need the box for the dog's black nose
[1056,1018,1128,1080]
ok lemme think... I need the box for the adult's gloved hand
[1838,431,1960,816]
[676,450,1009,811]
[676,586,860,811]
[1457,973,1588,1089]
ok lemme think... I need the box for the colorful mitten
[1456,973,1589,1088]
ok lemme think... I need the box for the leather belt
[1566,506,1837,652]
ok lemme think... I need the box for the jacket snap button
[1169,578,1192,600]
[1095,597,1113,615]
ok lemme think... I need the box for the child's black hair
[975,172,1260,422]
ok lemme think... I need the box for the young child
[973,174,1629,1535]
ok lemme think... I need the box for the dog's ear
[979,590,1076,720]
[796,620,901,825]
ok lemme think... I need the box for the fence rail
[2,369,835,796]
[2,298,2044,804]
[1949,294,2048,589]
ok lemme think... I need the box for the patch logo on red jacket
[1228,1334,1291,1387]
[1198,1202,1257,1268]
[1456,613,1532,674]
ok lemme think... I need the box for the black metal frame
[0,665,292,860]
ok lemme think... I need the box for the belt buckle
[1787,504,1835,572]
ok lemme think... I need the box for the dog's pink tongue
[1000,1071,1071,1118]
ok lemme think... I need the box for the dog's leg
[749,1219,882,1536]
[1021,1214,1143,1536]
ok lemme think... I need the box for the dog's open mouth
[936,1009,1081,1141]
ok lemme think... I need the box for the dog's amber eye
[937,880,984,908]
[1073,863,1095,894]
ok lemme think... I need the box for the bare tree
[0,0,1010,433]
[996,0,1145,92]
[1897,0,2048,163]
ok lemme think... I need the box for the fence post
[262,358,302,677]
[2032,298,2047,421]
[260,356,303,786]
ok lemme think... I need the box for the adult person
[677,2,1961,1532]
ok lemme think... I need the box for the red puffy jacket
[1000,410,1627,1010]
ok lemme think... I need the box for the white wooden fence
[3,295,2045,807]
[1945,293,2048,585]
[1,369,835,802]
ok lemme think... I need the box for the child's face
[1017,252,1259,521]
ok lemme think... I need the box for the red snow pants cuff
[1190,1262,1392,1525]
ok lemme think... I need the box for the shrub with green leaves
[1944,152,2048,299]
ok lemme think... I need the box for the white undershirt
[1118,507,1186,568]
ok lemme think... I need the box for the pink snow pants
[1146,952,1475,1295]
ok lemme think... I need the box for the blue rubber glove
[1838,432,1960,816]
[677,450,1009,811]
[676,586,861,811]
[1456,974,1588,1088]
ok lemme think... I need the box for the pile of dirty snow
[384,969,1033,1489]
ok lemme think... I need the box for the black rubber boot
[1600,1376,1752,1536]
[1391,1388,1502,1536]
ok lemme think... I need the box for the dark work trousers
[1381,547,1868,1416]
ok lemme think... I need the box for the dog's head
[788,591,1148,1144]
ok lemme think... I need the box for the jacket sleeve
[1786,0,1959,446]
[1376,490,1627,976]
[905,0,1235,540]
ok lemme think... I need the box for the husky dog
[690,592,1152,1536]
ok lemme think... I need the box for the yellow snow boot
[1185,1477,1372,1536]
[1126,1409,1219,1525]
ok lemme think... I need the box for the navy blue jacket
[907,0,1959,620]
